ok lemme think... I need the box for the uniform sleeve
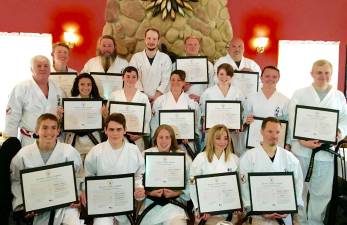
[199,90,207,117]
[80,58,92,73]
[10,153,25,210]
[67,145,82,174]
[288,91,300,141]
[189,153,204,209]
[239,153,253,209]
[208,61,215,87]
[337,93,347,138]
[150,97,161,137]
[144,96,152,134]
[157,56,172,94]
[134,147,145,188]
[84,148,98,177]
[4,85,25,137]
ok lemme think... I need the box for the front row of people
[10,113,304,225]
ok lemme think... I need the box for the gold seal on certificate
[90,72,123,99]
[109,101,146,134]
[232,71,259,96]
[205,101,242,130]
[85,174,135,217]
[20,161,78,213]
[63,98,103,132]
[144,152,186,190]
[176,56,209,84]
[49,72,77,96]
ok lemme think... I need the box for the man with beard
[130,28,172,103]
[81,35,128,74]
[51,42,76,72]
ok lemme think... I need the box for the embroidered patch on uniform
[6,107,12,115]
[240,173,247,184]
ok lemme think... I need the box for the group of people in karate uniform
[4,26,347,225]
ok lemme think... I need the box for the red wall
[0,0,346,92]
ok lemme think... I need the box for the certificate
[90,72,123,99]
[49,72,77,96]
[232,71,259,95]
[246,117,288,149]
[195,172,242,215]
[109,101,146,134]
[293,105,339,144]
[175,56,209,84]
[205,101,242,130]
[63,98,103,132]
[20,161,77,213]
[248,172,298,214]
[159,110,195,140]
[85,174,134,217]
[144,152,186,190]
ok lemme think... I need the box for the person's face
[123,71,138,87]
[36,119,60,146]
[311,64,332,88]
[261,68,280,88]
[261,122,281,147]
[214,130,229,152]
[170,74,185,92]
[78,77,92,98]
[99,38,115,56]
[229,39,244,60]
[156,128,172,152]
[145,30,159,51]
[185,38,200,56]
[105,121,126,144]
[32,59,50,83]
[217,69,231,85]
[52,46,69,65]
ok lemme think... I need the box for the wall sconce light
[254,37,269,53]
[62,23,81,48]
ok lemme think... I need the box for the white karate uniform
[10,142,82,225]
[51,67,77,73]
[4,78,64,146]
[288,85,347,225]
[214,55,261,75]
[84,141,144,225]
[81,56,128,74]
[140,147,191,225]
[130,50,172,97]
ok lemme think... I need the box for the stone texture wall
[103,0,232,61]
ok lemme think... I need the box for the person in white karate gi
[214,37,261,77]
[108,66,152,151]
[4,55,64,146]
[151,70,200,154]
[200,63,245,155]
[51,42,76,72]
[288,59,347,225]
[240,117,304,225]
[130,27,172,104]
[190,124,239,225]
[83,113,145,225]
[140,124,191,225]
[10,113,82,225]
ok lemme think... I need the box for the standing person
[83,113,145,225]
[130,27,172,103]
[190,124,239,225]
[109,66,152,151]
[289,59,347,225]
[4,55,64,146]
[240,117,304,225]
[51,42,76,72]
[10,113,82,225]
[140,125,191,225]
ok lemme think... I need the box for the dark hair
[170,70,186,81]
[261,65,280,77]
[105,113,126,129]
[145,27,160,38]
[152,125,179,152]
[261,117,281,130]
[35,113,59,131]
[71,73,101,98]
[122,66,139,79]
[217,63,234,77]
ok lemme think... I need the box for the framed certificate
[246,117,288,149]
[195,172,242,215]
[175,56,209,84]
[90,72,123,99]
[50,72,78,96]
[205,100,242,130]
[109,101,146,134]
[85,174,135,217]
[159,110,195,140]
[293,105,339,144]
[20,161,78,213]
[63,98,103,132]
[232,71,259,95]
[248,172,298,214]
[144,152,186,190]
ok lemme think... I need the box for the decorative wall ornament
[144,0,198,20]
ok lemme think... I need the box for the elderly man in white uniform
[130,28,172,103]
[51,42,76,72]
[11,113,82,225]
[4,55,64,146]
[289,59,347,225]
[240,117,304,225]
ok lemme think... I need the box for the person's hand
[163,188,182,198]
[147,189,163,197]
[183,83,192,92]
[128,134,141,141]
[69,201,80,208]
[263,213,288,219]
[80,191,87,207]
[241,67,253,72]
[56,106,64,120]
[195,212,210,222]
[149,90,163,104]
[188,94,200,102]
[285,144,291,151]
[299,140,321,149]
[245,114,254,125]
[24,211,37,219]
[134,186,146,200]
[182,139,189,144]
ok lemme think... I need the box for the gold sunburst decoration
[144,0,198,20]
